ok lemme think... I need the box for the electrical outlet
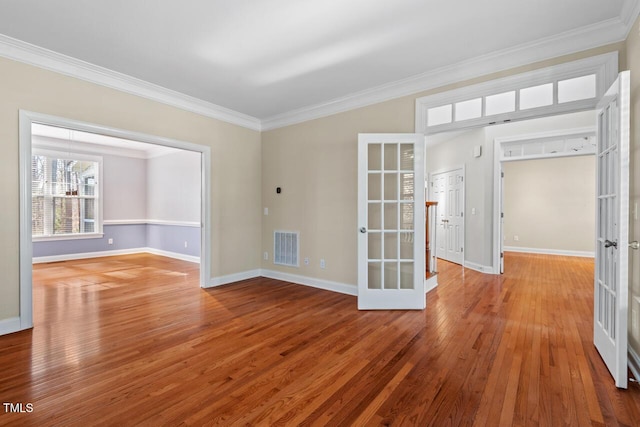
[304,257,309,265]
[263,252,268,261]
[514,235,519,241]
[264,207,269,215]
[184,241,188,248]
[633,308,639,337]
[320,259,326,269]
[108,238,113,245]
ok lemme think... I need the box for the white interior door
[431,169,464,265]
[358,133,425,310]
[594,71,630,389]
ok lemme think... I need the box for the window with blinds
[32,149,102,239]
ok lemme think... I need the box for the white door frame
[429,165,465,266]
[17,110,212,333]
[492,127,596,274]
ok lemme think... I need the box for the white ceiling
[0,1,638,128]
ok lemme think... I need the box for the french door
[594,71,630,389]
[357,134,425,310]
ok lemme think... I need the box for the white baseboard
[144,248,200,264]
[463,261,495,274]
[33,248,148,264]
[33,247,200,264]
[503,246,594,258]
[0,316,23,336]
[207,269,261,287]
[630,345,640,383]
[425,275,438,293]
[261,269,357,296]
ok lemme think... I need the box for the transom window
[415,52,617,134]
[32,148,103,239]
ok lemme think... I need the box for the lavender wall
[33,223,200,259]
[147,224,200,257]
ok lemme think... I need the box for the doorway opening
[494,119,596,273]
[18,111,212,331]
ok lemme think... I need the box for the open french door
[358,134,425,310]
[594,71,630,389]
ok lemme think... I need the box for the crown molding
[0,34,261,131]
[261,14,633,131]
[1,1,637,134]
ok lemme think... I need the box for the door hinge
[501,171,504,178]
[501,252,504,258]
[501,212,504,218]
[461,212,464,217]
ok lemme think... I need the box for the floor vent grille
[274,231,299,267]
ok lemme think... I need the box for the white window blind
[32,149,102,238]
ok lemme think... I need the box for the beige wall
[503,156,595,253]
[627,15,640,359]
[262,44,625,287]
[0,56,262,321]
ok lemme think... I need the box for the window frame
[415,52,618,134]
[31,147,104,242]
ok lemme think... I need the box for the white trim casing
[503,247,595,258]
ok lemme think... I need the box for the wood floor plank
[0,252,639,426]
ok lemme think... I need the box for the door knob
[360,227,367,233]
[604,239,618,249]
[630,241,640,250]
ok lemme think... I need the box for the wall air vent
[274,231,299,267]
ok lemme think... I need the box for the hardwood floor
[1,253,639,426]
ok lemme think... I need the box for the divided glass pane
[384,262,398,289]
[519,83,553,110]
[455,98,482,121]
[368,144,381,170]
[427,104,452,127]
[384,232,398,259]
[384,144,398,171]
[400,203,414,230]
[368,203,381,230]
[400,144,414,170]
[384,173,398,200]
[558,74,596,103]
[368,173,381,200]
[384,203,397,230]
[400,262,414,289]
[485,91,516,116]
[399,232,413,259]
[400,173,414,200]
[368,232,381,259]
[368,262,382,289]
